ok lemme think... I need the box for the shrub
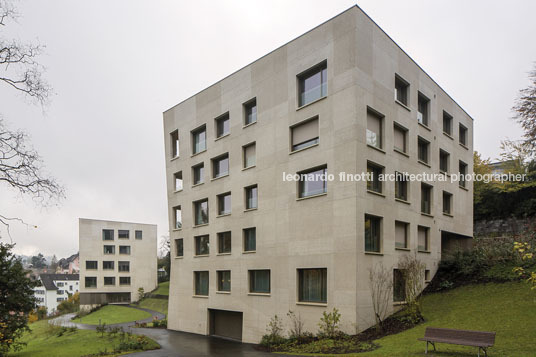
[96,322,107,338]
[260,315,285,348]
[317,308,342,339]
[36,306,47,320]
[152,318,167,328]
[287,338,376,354]
[57,292,80,314]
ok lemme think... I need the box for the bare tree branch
[513,65,536,151]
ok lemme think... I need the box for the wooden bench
[418,327,495,356]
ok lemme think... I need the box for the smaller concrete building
[34,273,79,315]
[79,218,157,309]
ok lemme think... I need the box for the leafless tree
[0,0,63,238]
[158,235,170,257]
[398,254,426,320]
[513,65,536,152]
[368,262,393,332]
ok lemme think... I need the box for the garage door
[209,309,243,341]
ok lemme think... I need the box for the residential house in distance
[57,253,80,274]
[34,274,79,315]
[163,5,473,343]
[78,218,157,310]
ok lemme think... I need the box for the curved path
[49,306,281,356]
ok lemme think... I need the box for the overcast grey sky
[1,0,535,258]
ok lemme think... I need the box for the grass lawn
[8,320,159,357]
[153,281,169,296]
[72,305,151,325]
[281,282,536,356]
[137,298,168,316]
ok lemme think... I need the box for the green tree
[0,242,38,355]
[30,253,46,269]
[513,65,536,151]
[49,254,58,271]
[473,151,493,206]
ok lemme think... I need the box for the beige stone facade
[79,218,157,309]
[163,5,473,343]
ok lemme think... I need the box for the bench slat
[420,327,495,348]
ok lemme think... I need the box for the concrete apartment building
[79,218,157,309]
[34,274,79,315]
[163,6,473,343]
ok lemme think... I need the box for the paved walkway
[49,306,278,357]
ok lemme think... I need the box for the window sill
[395,247,411,251]
[394,148,409,157]
[172,228,182,232]
[418,160,431,168]
[248,293,271,297]
[194,254,209,258]
[170,155,180,162]
[296,192,327,201]
[174,189,183,194]
[289,143,319,155]
[192,182,204,188]
[296,302,327,307]
[296,95,327,111]
[459,143,469,150]
[439,171,450,177]
[192,295,209,299]
[214,133,230,141]
[119,284,131,287]
[395,100,411,111]
[174,256,183,259]
[364,251,383,256]
[443,212,453,217]
[418,122,431,131]
[242,165,256,171]
[443,132,454,140]
[243,121,257,129]
[395,198,410,205]
[193,223,209,228]
[211,174,229,181]
[216,291,231,294]
[217,213,231,218]
[367,190,385,197]
[421,212,434,218]
[459,185,468,191]
[244,207,258,212]
[217,252,231,256]
[242,250,256,254]
[418,250,431,254]
[191,150,207,158]
[367,144,386,154]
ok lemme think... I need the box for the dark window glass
[298,62,327,107]
[212,154,229,178]
[395,75,409,105]
[103,261,114,270]
[195,235,210,256]
[459,161,467,188]
[193,163,204,185]
[86,261,97,270]
[298,166,327,198]
[118,230,129,239]
[395,221,408,249]
[135,230,142,239]
[365,215,381,253]
[102,229,114,241]
[103,245,115,255]
[440,150,449,173]
[192,125,206,154]
[174,171,183,191]
[194,199,209,225]
[217,193,231,215]
[249,270,270,293]
[418,226,429,251]
[443,111,453,135]
[118,261,130,272]
[85,277,97,288]
[104,277,115,286]
[218,232,231,254]
[174,206,182,229]
[393,269,406,302]
[298,268,327,303]
[217,270,231,292]
[418,92,429,126]
[171,130,179,158]
[194,271,209,296]
[119,277,131,286]
[395,172,408,201]
[215,113,230,138]
[418,137,429,164]
[245,185,258,209]
[244,99,257,125]
[367,163,383,193]
[421,184,432,214]
[443,191,452,215]
[175,238,183,257]
[291,118,319,151]
[459,124,468,146]
[244,228,256,252]
[119,245,131,255]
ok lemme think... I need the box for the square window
[173,205,182,229]
[365,215,381,253]
[245,185,258,210]
[118,261,130,272]
[298,268,327,303]
[194,271,209,296]
[85,277,97,288]
[215,113,230,138]
[86,261,97,270]
[170,130,179,158]
[459,124,468,146]
[102,229,114,241]
[395,221,409,249]
[291,117,319,152]
[217,192,231,216]
[195,235,210,256]
[218,231,232,254]
[104,277,115,286]
[174,171,183,191]
[175,238,183,257]
[298,62,327,107]
[425,269,431,281]
[244,98,257,126]
[243,142,256,168]
[194,199,209,226]
[418,92,430,126]
[395,172,408,201]
[393,123,407,153]
[243,227,256,252]
[191,125,207,154]
[443,111,453,136]
[103,261,114,270]
[119,245,131,255]
[298,165,327,198]
[217,270,231,292]
[418,137,430,164]
[443,191,452,215]
[366,108,383,149]
[249,270,270,294]
[212,153,229,179]
[118,230,129,239]
[135,230,142,239]
[103,245,115,255]
[418,226,430,252]
[192,163,205,185]
[393,269,406,302]
[367,162,383,194]
[459,161,468,188]
[395,75,409,105]
[421,183,433,215]
[440,149,450,173]
[119,277,131,286]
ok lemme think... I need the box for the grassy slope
[138,298,168,316]
[8,320,159,357]
[282,282,536,356]
[72,305,151,325]
[153,281,169,296]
